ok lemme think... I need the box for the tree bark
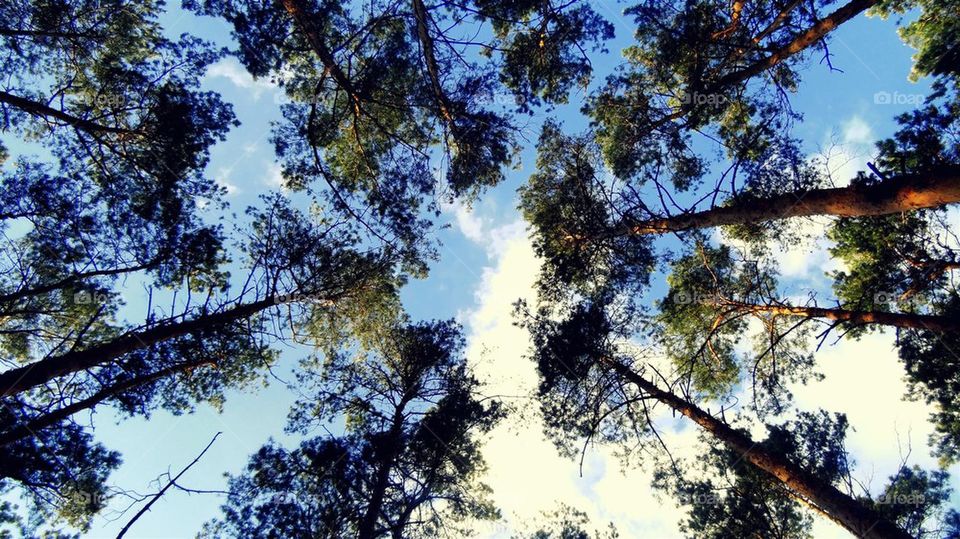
[602,358,911,539]
[0,90,135,135]
[357,401,409,539]
[0,359,212,446]
[0,297,276,398]
[627,167,960,235]
[725,301,960,333]
[412,0,455,125]
[713,0,880,88]
[277,0,364,113]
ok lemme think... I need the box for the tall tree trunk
[725,301,960,333]
[627,167,960,235]
[0,359,212,446]
[357,405,408,539]
[651,0,878,130]
[713,0,879,88]
[601,358,911,539]
[0,90,136,136]
[277,0,364,112]
[0,297,277,398]
[412,0,455,126]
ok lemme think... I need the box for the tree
[0,195,403,530]
[589,0,883,183]
[185,0,613,265]
[521,296,915,539]
[511,504,619,539]
[202,320,502,538]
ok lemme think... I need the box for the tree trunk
[277,0,364,112]
[602,358,910,539]
[651,0,878,131]
[412,0,455,125]
[713,0,880,88]
[628,167,960,235]
[0,359,212,446]
[726,301,960,333]
[0,297,276,398]
[0,90,136,135]
[357,406,407,539]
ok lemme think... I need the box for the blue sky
[15,1,951,537]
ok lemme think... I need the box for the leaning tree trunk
[0,359,213,446]
[601,358,911,539]
[712,0,880,88]
[0,89,136,135]
[0,297,277,398]
[627,167,960,235]
[724,301,960,333]
[650,0,879,130]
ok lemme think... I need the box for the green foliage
[519,122,656,305]
[871,0,960,85]
[512,504,619,539]
[654,411,851,539]
[864,466,960,538]
[898,301,960,465]
[204,320,503,538]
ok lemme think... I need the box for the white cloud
[214,167,239,196]
[817,115,876,188]
[264,162,287,191]
[462,222,690,537]
[442,199,489,246]
[205,58,278,100]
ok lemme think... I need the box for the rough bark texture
[0,89,136,135]
[0,298,275,398]
[0,359,212,446]
[714,0,880,87]
[602,358,911,539]
[629,168,960,235]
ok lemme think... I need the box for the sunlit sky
[40,2,958,537]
